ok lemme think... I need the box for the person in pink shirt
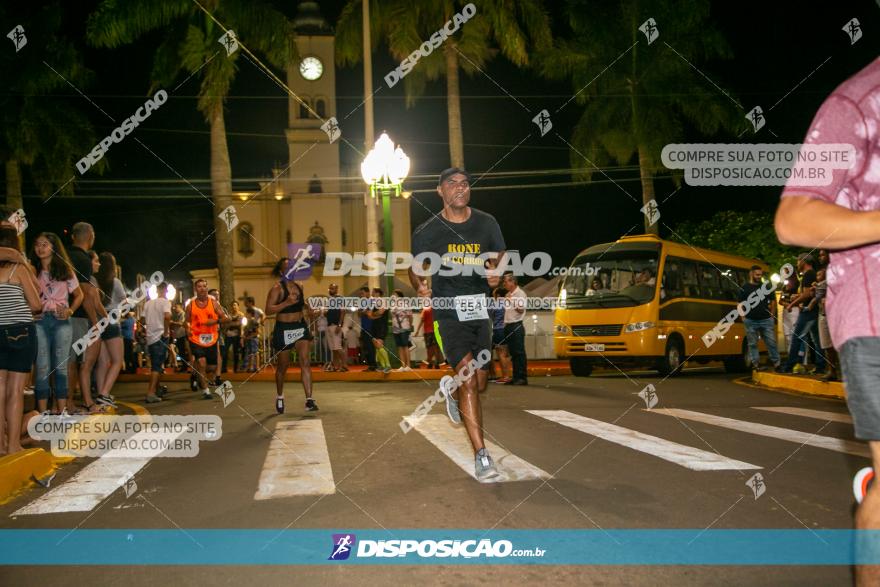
[28,233,84,414]
[775,57,880,585]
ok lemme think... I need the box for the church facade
[192,1,412,307]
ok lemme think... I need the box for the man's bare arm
[775,195,880,248]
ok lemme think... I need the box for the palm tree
[1,2,104,216]
[537,0,744,234]
[336,0,551,168]
[87,0,295,307]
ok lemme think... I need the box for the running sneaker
[305,398,319,412]
[202,389,213,400]
[792,363,807,375]
[475,448,500,481]
[442,386,461,425]
[855,467,875,504]
[145,395,162,404]
[157,385,168,398]
[95,394,116,407]
[276,396,285,414]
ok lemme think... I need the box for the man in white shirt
[502,273,528,385]
[143,282,172,403]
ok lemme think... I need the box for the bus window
[698,263,723,300]
[680,260,700,298]
[662,257,684,300]
[720,267,743,301]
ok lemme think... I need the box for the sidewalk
[750,370,845,400]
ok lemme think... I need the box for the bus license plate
[584,344,605,352]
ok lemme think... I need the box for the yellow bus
[553,234,770,377]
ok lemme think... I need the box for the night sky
[7,0,880,290]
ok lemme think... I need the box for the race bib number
[199,333,214,345]
[454,294,489,322]
[283,328,305,345]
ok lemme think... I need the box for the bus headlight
[554,324,571,335]
[625,321,655,333]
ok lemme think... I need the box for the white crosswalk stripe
[527,410,761,471]
[404,415,551,483]
[752,406,853,424]
[12,429,182,516]
[652,408,870,458]
[254,420,335,499]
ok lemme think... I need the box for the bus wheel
[658,338,684,377]
[569,358,593,377]
[723,340,749,373]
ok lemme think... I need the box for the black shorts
[273,321,313,352]
[393,330,411,348]
[492,328,507,347]
[371,318,388,341]
[435,318,491,370]
[101,323,121,341]
[0,322,37,373]
[191,342,219,366]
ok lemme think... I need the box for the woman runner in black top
[265,258,316,413]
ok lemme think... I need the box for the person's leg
[743,318,761,368]
[0,370,8,454]
[295,339,313,400]
[96,341,110,398]
[34,320,52,413]
[79,338,101,406]
[454,352,486,453]
[506,323,527,381]
[759,318,781,367]
[784,313,809,370]
[274,351,289,397]
[99,337,123,397]
[807,318,826,371]
[231,336,241,372]
[6,371,27,453]
[53,319,72,413]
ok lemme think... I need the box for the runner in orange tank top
[185,278,228,399]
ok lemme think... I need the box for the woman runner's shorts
[840,336,880,440]
[434,318,492,371]
[273,320,313,352]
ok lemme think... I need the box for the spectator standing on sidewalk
[502,273,528,385]
[810,268,840,381]
[143,282,171,403]
[780,254,825,374]
[121,311,136,374]
[780,273,801,354]
[738,265,780,371]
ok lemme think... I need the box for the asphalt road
[0,367,863,586]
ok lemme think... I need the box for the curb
[0,404,128,505]
[749,371,845,400]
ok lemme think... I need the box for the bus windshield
[561,250,660,308]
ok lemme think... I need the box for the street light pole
[362,0,379,290]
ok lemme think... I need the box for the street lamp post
[361,132,410,298]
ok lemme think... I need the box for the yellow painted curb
[750,371,845,400]
[0,448,54,506]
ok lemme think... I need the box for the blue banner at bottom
[1,529,879,565]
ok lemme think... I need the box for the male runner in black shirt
[410,167,506,481]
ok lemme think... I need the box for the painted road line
[12,428,182,516]
[653,408,870,458]
[527,410,761,471]
[254,420,335,499]
[752,406,853,424]
[404,415,551,483]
